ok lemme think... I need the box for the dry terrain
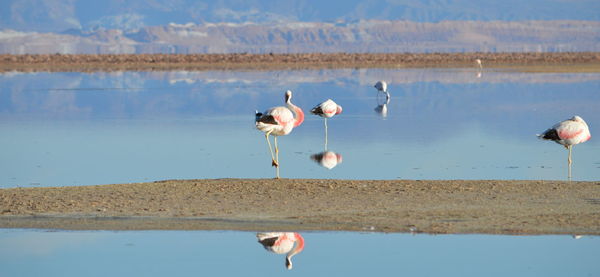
[2,52,600,72]
[1,179,599,235]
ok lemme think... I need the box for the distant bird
[311,151,343,169]
[255,90,305,179]
[257,232,305,270]
[538,115,591,179]
[311,99,342,149]
[374,80,388,94]
[475,59,483,69]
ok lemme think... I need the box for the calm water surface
[0,230,598,277]
[1,69,599,187]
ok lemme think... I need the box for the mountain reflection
[256,232,305,270]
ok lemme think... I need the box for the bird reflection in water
[256,232,305,270]
[374,91,391,118]
[374,81,391,118]
[311,151,343,169]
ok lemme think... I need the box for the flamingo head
[571,115,584,123]
[285,90,292,103]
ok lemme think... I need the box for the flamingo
[374,80,388,94]
[257,232,305,270]
[311,99,342,149]
[475,59,483,78]
[255,90,304,179]
[538,115,591,179]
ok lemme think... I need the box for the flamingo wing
[310,105,324,116]
[555,120,584,140]
[267,107,295,125]
[256,113,279,125]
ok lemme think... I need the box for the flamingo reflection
[311,151,343,169]
[257,232,305,270]
[375,90,391,118]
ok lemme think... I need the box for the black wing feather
[258,236,279,248]
[256,114,278,125]
[311,106,324,115]
[540,128,560,141]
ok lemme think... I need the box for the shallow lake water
[1,68,599,187]
[0,229,598,276]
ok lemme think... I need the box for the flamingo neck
[285,233,305,269]
[287,233,305,258]
[288,103,304,127]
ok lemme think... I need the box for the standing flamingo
[255,90,304,179]
[475,59,483,69]
[311,99,342,149]
[257,232,305,270]
[374,80,388,94]
[538,115,591,179]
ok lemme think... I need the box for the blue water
[1,69,599,187]
[0,229,598,277]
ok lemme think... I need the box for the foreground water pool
[0,229,598,276]
[1,68,599,187]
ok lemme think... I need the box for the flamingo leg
[568,146,572,180]
[265,131,278,167]
[324,118,328,151]
[274,136,280,179]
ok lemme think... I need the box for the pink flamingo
[257,232,305,270]
[538,115,591,178]
[311,99,342,149]
[255,90,304,178]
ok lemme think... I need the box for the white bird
[538,115,591,179]
[374,80,388,94]
[311,99,342,149]
[255,90,305,179]
[257,232,305,270]
[475,59,483,70]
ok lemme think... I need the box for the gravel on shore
[1,179,599,235]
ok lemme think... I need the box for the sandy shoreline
[2,52,600,72]
[1,179,599,235]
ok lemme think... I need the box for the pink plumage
[538,115,591,148]
[538,115,591,179]
[255,90,304,178]
[257,232,305,270]
[310,99,342,118]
